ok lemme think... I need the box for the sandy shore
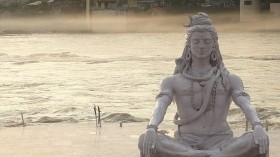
[0,122,279,157]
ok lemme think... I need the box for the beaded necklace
[191,79,219,111]
[183,67,216,87]
[182,67,219,111]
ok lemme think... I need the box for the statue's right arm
[149,76,174,127]
[142,76,174,157]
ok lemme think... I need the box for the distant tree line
[167,0,239,7]
[0,0,87,16]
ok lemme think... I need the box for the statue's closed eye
[204,39,211,44]
[192,39,199,44]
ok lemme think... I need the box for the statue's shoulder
[161,75,175,83]
[160,73,185,85]
[229,74,243,83]
[160,74,182,87]
[228,73,244,91]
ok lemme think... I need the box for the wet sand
[0,122,279,157]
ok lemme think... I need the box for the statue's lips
[198,52,205,55]
[194,50,206,54]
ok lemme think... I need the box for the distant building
[240,0,280,21]
[270,3,280,16]
[240,0,260,21]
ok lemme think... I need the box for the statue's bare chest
[173,75,228,97]
[173,76,206,96]
[173,75,230,112]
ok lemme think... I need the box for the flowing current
[0,32,279,128]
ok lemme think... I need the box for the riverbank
[0,122,279,157]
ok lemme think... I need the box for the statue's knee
[244,132,255,144]
[138,133,146,150]
[241,132,269,149]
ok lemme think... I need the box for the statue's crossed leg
[139,132,268,157]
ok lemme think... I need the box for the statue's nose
[198,43,205,49]
[199,47,205,51]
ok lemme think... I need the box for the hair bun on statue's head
[184,12,213,27]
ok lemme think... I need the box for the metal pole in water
[265,120,269,131]
[98,106,101,127]
[21,112,25,127]
[245,118,248,131]
[94,105,97,127]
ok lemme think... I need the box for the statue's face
[190,31,214,60]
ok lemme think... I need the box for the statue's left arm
[230,74,268,155]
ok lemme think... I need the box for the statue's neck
[191,57,212,74]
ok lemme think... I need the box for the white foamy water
[0,32,279,127]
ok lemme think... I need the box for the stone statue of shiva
[138,12,269,157]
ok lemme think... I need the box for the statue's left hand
[143,129,157,157]
[253,125,268,155]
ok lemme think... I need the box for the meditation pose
[138,12,269,157]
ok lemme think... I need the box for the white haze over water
[0,32,279,128]
[0,13,279,33]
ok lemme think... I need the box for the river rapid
[0,32,279,128]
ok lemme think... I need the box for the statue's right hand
[143,128,157,157]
